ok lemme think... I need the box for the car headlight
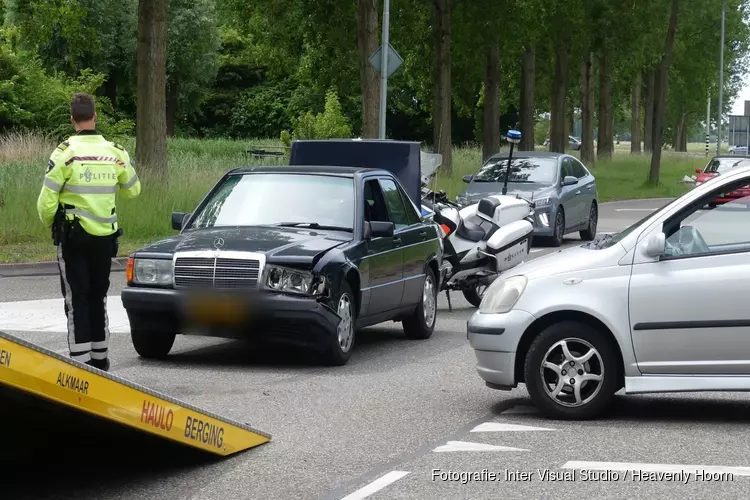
[264,265,325,295]
[479,275,527,314]
[128,258,173,286]
[534,197,551,207]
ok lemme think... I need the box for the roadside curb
[0,257,129,278]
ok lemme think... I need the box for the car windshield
[472,157,558,184]
[704,158,742,173]
[188,173,355,231]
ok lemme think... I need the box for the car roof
[228,165,386,177]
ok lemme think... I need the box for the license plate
[185,293,248,326]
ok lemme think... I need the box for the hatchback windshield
[704,157,743,173]
[189,173,355,230]
[472,157,558,184]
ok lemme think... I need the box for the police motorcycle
[420,130,536,309]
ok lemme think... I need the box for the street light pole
[717,0,725,156]
[378,0,390,139]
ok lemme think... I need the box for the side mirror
[562,175,578,186]
[695,168,702,174]
[171,212,190,230]
[365,221,394,239]
[643,232,666,258]
[462,174,474,183]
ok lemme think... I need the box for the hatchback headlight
[264,265,325,295]
[129,258,173,286]
[534,197,551,207]
[479,275,527,314]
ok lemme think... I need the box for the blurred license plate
[186,294,248,325]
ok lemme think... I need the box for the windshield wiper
[276,222,353,232]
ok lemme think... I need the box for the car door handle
[393,236,402,245]
[575,190,581,195]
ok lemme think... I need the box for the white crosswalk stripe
[433,440,529,452]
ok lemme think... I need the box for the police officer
[36,92,142,372]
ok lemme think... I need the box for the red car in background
[695,156,750,206]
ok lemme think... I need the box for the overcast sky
[731,73,750,115]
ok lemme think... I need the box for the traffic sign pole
[378,0,390,139]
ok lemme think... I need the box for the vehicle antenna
[502,130,522,195]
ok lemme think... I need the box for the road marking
[0,296,130,333]
[614,208,657,212]
[470,422,555,432]
[530,249,543,253]
[432,441,529,452]
[502,405,538,415]
[561,461,750,477]
[340,471,410,500]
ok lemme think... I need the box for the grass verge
[0,133,707,264]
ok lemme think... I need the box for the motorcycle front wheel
[462,284,488,308]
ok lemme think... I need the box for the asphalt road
[4,198,749,500]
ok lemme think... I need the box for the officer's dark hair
[70,92,96,122]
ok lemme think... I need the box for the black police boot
[88,358,110,372]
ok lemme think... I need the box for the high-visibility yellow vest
[36,130,142,237]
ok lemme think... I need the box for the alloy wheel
[422,274,436,327]
[539,338,604,407]
[337,294,354,352]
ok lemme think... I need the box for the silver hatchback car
[467,165,750,420]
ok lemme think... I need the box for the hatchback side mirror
[462,174,474,183]
[562,175,578,186]
[643,232,666,258]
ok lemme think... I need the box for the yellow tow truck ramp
[0,330,271,457]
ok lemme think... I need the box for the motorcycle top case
[476,195,532,227]
[486,219,534,273]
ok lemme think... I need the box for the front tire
[524,320,620,420]
[551,208,565,247]
[462,284,487,308]
[579,202,598,241]
[403,265,438,339]
[130,319,177,359]
[323,281,356,366]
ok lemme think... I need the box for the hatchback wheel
[550,209,564,247]
[579,202,598,241]
[524,320,620,420]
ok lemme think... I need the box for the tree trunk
[519,45,536,151]
[549,43,569,153]
[644,69,655,152]
[649,0,680,185]
[432,0,452,173]
[357,0,380,138]
[674,110,687,152]
[580,52,595,166]
[482,43,501,162]
[136,0,169,173]
[631,72,642,153]
[597,52,614,160]
[166,78,178,137]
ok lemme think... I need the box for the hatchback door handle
[575,190,581,195]
[393,236,402,245]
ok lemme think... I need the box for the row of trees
[2,0,750,184]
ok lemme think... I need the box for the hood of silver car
[509,243,627,280]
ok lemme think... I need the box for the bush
[280,89,352,147]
